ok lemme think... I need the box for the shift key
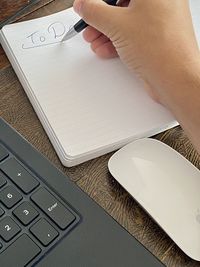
[31,188,75,229]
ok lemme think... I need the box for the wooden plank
[0,0,57,28]
[0,0,29,23]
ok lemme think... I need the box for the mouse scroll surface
[108,138,200,261]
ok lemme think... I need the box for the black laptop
[0,118,164,267]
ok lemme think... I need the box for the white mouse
[108,138,200,261]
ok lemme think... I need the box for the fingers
[90,34,110,50]
[73,0,119,36]
[83,26,102,43]
[83,27,118,58]
[93,40,118,58]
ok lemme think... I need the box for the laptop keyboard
[0,143,79,266]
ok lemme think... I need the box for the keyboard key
[31,188,75,229]
[0,171,7,188]
[0,234,41,267]
[0,206,4,217]
[30,218,58,246]
[13,202,39,225]
[0,185,22,208]
[0,144,8,162]
[0,158,39,193]
[0,216,21,241]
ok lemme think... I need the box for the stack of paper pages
[4,5,198,166]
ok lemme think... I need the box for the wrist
[151,49,200,107]
[156,57,200,152]
[159,59,200,108]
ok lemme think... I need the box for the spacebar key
[0,234,41,267]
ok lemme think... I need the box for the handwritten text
[22,21,67,49]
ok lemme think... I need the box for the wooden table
[0,1,200,266]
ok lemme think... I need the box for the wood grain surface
[0,0,55,27]
[0,0,29,22]
[0,1,200,266]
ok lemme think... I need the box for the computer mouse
[108,138,200,261]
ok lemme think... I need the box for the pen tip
[61,27,77,42]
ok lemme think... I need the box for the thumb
[73,0,119,36]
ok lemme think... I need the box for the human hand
[73,0,200,104]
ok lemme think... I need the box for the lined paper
[0,8,180,166]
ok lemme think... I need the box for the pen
[62,0,118,42]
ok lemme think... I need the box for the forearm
[158,64,200,152]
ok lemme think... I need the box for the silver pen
[62,0,118,42]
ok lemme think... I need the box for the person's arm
[73,0,200,152]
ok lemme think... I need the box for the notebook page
[1,8,177,164]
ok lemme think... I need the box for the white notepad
[1,7,190,167]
